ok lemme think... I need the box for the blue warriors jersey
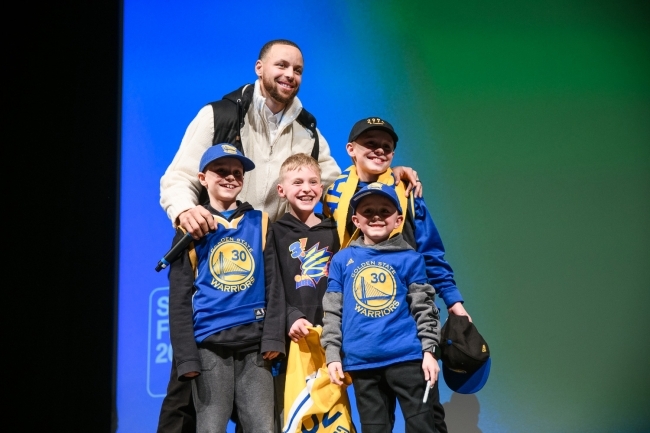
[327,245,428,370]
[191,211,266,343]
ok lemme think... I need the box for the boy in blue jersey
[321,183,441,433]
[168,143,285,433]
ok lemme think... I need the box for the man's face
[346,130,395,181]
[352,195,403,246]
[277,166,323,218]
[198,158,244,205]
[255,44,303,108]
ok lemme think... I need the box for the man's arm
[392,166,423,198]
[314,129,341,191]
[160,105,216,237]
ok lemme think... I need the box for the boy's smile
[352,195,403,246]
[346,130,395,182]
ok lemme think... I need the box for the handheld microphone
[155,232,193,272]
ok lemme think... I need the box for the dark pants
[386,378,447,433]
[350,361,445,433]
[156,361,245,433]
[156,362,196,433]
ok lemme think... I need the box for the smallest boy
[321,183,440,433]
[168,143,285,433]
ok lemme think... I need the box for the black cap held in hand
[440,313,491,394]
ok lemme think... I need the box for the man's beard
[262,75,299,106]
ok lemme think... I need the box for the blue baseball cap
[443,357,491,394]
[350,182,402,214]
[199,143,255,173]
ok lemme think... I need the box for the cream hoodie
[160,80,341,225]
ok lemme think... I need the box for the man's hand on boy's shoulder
[327,361,345,386]
[392,166,423,198]
[288,318,312,342]
[178,206,216,239]
[449,302,472,322]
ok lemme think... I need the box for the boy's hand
[327,362,345,385]
[288,318,313,342]
[263,351,280,360]
[178,206,216,239]
[448,302,472,322]
[183,371,199,378]
[392,166,423,198]
[422,352,439,385]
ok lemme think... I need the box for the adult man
[158,39,420,433]
[161,40,341,240]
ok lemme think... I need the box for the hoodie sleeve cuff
[439,288,464,308]
[287,308,307,330]
[176,359,201,381]
[261,339,286,357]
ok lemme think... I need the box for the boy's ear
[351,214,361,229]
[277,183,286,198]
[395,214,404,227]
[345,142,356,157]
[198,172,207,187]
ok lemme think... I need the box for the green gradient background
[344,1,649,432]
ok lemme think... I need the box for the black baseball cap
[348,117,399,147]
[440,313,491,394]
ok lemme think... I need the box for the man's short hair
[279,153,321,181]
[258,39,302,60]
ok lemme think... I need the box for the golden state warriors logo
[351,261,400,318]
[221,144,238,154]
[208,237,255,292]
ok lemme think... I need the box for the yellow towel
[282,327,356,433]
